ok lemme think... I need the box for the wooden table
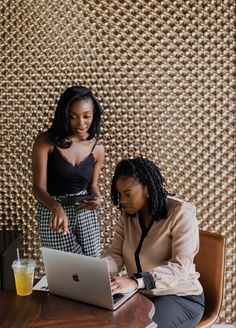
[0,290,156,328]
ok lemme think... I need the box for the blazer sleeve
[141,202,201,296]
[102,214,125,272]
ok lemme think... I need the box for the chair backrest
[194,230,226,328]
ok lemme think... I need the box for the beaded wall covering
[0,0,235,323]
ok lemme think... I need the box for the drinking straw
[17,248,20,263]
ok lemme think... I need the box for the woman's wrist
[131,273,145,289]
[50,201,62,212]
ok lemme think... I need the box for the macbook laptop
[40,247,137,310]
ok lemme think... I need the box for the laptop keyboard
[113,293,125,304]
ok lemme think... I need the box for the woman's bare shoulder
[33,132,53,149]
[91,139,104,163]
[95,141,105,154]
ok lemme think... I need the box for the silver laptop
[41,247,137,310]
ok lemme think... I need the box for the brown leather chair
[195,230,226,328]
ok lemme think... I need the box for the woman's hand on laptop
[111,277,137,295]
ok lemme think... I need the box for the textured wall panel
[0,0,235,323]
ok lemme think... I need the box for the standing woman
[32,86,104,257]
[103,157,205,328]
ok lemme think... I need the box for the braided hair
[111,157,171,221]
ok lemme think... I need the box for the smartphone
[60,194,96,206]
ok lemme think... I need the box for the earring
[146,193,149,198]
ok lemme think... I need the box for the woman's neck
[68,133,90,142]
[138,209,152,230]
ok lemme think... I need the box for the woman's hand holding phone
[78,195,100,210]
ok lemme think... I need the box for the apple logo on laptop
[72,273,80,282]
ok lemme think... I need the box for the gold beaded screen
[1,0,235,323]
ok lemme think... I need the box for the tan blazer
[103,197,203,297]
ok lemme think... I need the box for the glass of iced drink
[12,259,36,296]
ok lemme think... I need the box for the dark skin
[110,176,150,294]
[32,99,105,234]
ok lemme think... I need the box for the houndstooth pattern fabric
[37,192,101,257]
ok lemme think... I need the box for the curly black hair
[46,86,103,148]
[111,157,172,221]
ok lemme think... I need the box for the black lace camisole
[47,141,97,196]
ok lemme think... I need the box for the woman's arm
[136,202,203,296]
[32,133,69,234]
[89,142,105,196]
[79,142,105,210]
[32,133,56,209]
[102,214,125,272]
[103,215,138,295]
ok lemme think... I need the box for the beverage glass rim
[12,258,36,269]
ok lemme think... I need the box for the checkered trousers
[37,192,101,257]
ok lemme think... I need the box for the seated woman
[103,157,205,328]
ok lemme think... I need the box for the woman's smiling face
[115,176,148,215]
[68,99,94,138]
